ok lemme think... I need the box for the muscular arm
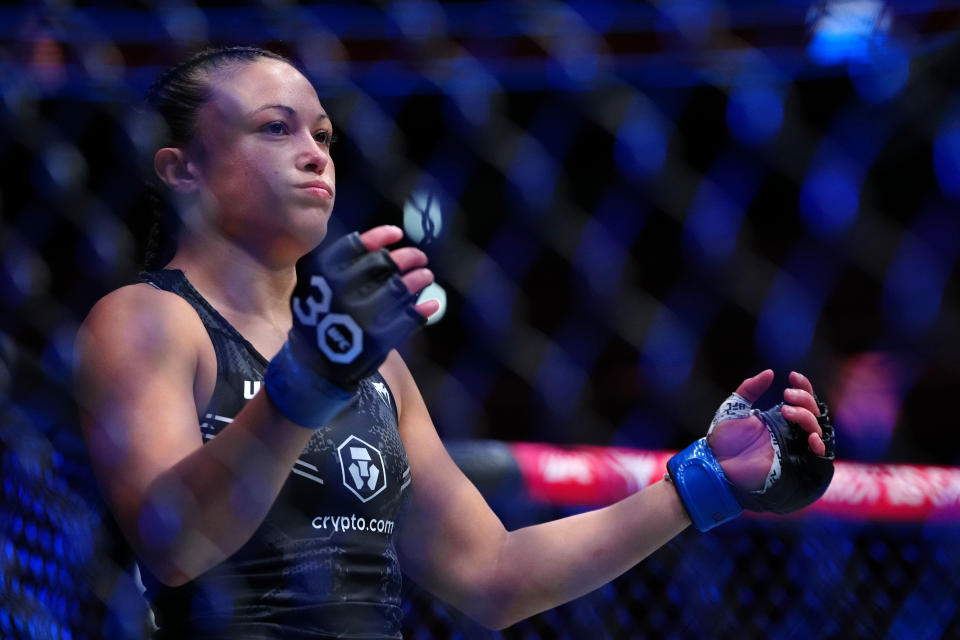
[76,285,314,586]
[386,352,691,630]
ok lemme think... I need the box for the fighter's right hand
[265,226,434,428]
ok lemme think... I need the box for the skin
[75,58,827,629]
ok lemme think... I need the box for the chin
[296,219,331,253]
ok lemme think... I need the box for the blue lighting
[726,85,784,145]
[799,158,860,236]
[387,0,446,41]
[684,156,757,264]
[30,552,43,580]
[464,258,517,341]
[508,137,558,210]
[440,56,498,128]
[546,46,600,89]
[849,40,910,103]
[536,345,586,413]
[641,311,695,392]
[756,278,816,367]
[684,182,742,263]
[886,572,957,640]
[808,29,871,67]
[806,0,890,67]
[573,219,627,302]
[933,120,960,199]
[344,97,396,158]
[883,237,945,337]
[614,105,668,180]
[655,0,714,38]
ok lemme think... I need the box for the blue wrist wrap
[264,341,357,429]
[666,438,744,532]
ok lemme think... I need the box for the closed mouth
[297,182,333,198]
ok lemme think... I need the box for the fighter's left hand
[709,370,827,491]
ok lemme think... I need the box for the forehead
[203,58,326,122]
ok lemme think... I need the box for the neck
[166,228,299,326]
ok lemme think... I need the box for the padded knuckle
[288,231,427,389]
[732,400,836,514]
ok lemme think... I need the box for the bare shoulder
[76,282,215,411]
[80,282,206,354]
[83,281,199,327]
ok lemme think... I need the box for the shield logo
[337,435,387,502]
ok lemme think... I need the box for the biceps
[78,337,203,528]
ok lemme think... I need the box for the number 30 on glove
[666,386,836,532]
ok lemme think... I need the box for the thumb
[734,369,775,404]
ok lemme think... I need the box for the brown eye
[263,121,290,135]
[314,130,337,147]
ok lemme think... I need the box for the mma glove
[666,391,836,532]
[264,232,425,428]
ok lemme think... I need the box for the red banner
[508,443,960,521]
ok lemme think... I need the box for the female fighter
[75,46,834,638]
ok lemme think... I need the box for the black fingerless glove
[668,391,837,532]
[264,232,426,428]
[731,400,836,514]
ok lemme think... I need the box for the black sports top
[139,270,411,639]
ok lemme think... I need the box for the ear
[153,147,200,194]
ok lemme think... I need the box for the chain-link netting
[402,517,960,640]
[3,1,960,638]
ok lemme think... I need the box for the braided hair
[140,46,291,270]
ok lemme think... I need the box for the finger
[784,388,820,416]
[734,369,775,404]
[359,225,404,252]
[415,299,441,318]
[781,404,823,439]
[401,267,434,296]
[788,371,816,397]
[808,431,826,457]
[388,246,428,274]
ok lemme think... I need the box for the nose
[300,135,330,174]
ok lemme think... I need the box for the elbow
[454,544,532,629]
[160,573,192,588]
[137,541,230,587]
[135,542,233,588]
[132,487,237,587]
[481,614,519,632]
[133,516,230,587]
[468,606,523,631]
[461,607,511,631]
[457,585,525,631]
[136,554,195,588]
[155,568,192,589]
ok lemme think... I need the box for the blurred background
[2,0,960,638]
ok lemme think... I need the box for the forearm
[480,480,691,628]
[134,391,314,585]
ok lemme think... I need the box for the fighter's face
[189,58,336,257]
